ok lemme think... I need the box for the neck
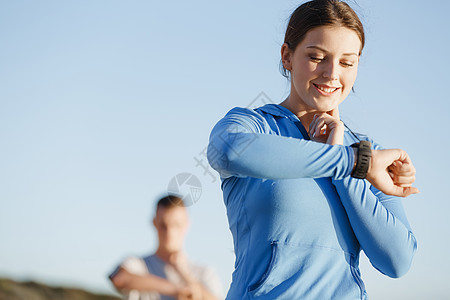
[279,96,316,133]
[155,247,179,263]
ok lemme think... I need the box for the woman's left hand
[309,108,344,145]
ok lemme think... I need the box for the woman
[207,0,418,299]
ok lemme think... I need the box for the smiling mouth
[313,83,340,94]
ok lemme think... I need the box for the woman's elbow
[385,260,412,278]
[382,238,418,278]
[207,141,228,172]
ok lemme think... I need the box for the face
[153,206,189,253]
[282,26,361,113]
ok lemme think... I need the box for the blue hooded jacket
[207,104,417,300]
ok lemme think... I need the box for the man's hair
[156,194,185,210]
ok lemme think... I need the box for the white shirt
[113,254,224,300]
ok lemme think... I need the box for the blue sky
[1,0,449,299]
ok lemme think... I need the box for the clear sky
[1,0,449,299]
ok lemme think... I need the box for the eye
[309,56,324,63]
[340,61,354,67]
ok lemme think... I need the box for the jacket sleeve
[207,107,355,180]
[332,139,417,278]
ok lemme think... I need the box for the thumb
[393,186,420,198]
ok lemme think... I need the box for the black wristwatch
[351,140,372,179]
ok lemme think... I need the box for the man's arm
[169,253,220,300]
[109,267,180,297]
[175,270,219,300]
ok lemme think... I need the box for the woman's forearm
[332,177,417,278]
[207,107,355,180]
[208,131,355,180]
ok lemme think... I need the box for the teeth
[316,85,338,93]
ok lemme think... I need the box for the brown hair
[280,0,365,79]
[156,194,185,210]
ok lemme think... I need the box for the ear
[281,43,293,71]
[152,217,157,228]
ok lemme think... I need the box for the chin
[165,245,182,253]
[312,99,341,112]
[313,104,337,112]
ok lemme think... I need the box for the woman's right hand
[366,149,419,197]
[309,108,344,145]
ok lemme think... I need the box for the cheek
[292,64,316,91]
[339,78,357,103]
[343,69,358,90]
[168,227,185,238]
[292,56,316,76]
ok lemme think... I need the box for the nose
[322,60,339,81]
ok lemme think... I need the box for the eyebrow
[306,45,359,57]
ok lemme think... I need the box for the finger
[402,152,413,165]
[309,115,319,137]
[389,157,414,169]
[388,185,420,197]
[398,162,416,174]
[391,169,416,177]
[394,149,413,165]
[392,174,416,185]
[389,167,415,177]
[397,183,413,188]
[393,179,415,187]
[395,186,419,197]
[315,119,326,136]
[389,161,401,172]
[320,113,340,128]
[311,115,326,137]
[402,186,420,197]
[310,115,319,137]
[389,163,416,176]
[311,114,331,136]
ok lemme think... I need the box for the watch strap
[351,140,372,179]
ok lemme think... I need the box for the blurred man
[109,195,223,300]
